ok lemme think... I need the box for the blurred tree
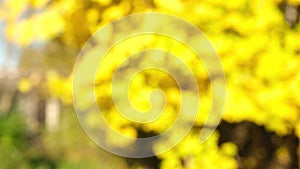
[0,0,300,168]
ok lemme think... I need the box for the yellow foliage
[159,132,238,169]
[18,79,32,93]
[101,2,130,22]
[287,0,300,5]
[30,0,50,8]
[2,0,300,168]
[46,71,72,104]
[0,0,29,20]
[92,0,112,6]
[153,0,183,13]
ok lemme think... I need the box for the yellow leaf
[18,79,32,93]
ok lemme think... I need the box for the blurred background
[0,0,300,168]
